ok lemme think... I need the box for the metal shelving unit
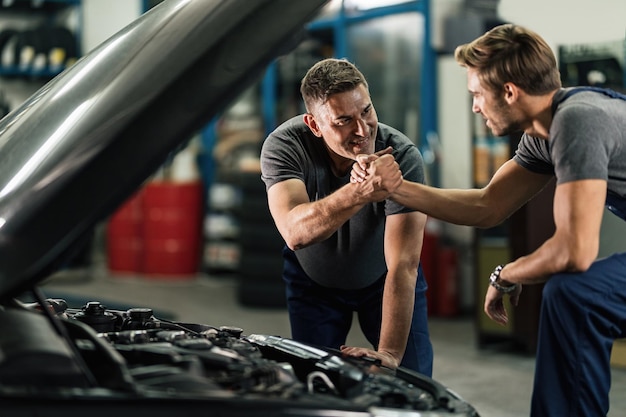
[0,0,82,79]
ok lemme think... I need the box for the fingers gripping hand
[351,155,402,196]
[370,155,403,191]
[351,155,402,202]
[350,146,394,184]
[350,157,371,184]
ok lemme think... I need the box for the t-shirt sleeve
[513,134,554,175]
[550,103,611,184]
[260,120,310,191]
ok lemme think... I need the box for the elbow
[472,187,518,228]
[283,232,314,251]
[571,260,594,273]
[565,253,597,273]
[283,234,303,251]
[475,218,503,229]
[473,209,510,229]
[281,224,331,251]
[286,241,304,251]
[388,259,420,287]
[563,241,599,273]
[275,222,306,251]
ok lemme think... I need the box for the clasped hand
[349,147,402,198]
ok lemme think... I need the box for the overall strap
[552,86,626,115]
[607,192,626,222]
[561,86,626,102]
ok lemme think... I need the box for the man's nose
[354,118,368,136]
[472,99,481,114]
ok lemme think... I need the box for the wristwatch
[489,264,518,294]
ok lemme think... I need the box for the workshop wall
[86,0,626,314]
[82,0,142,53]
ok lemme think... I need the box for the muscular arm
[391,160,552,227]
[267,154,402,250]
[483,178,605,324]
[378,210,426,364]
[267,179,365,250]
[340,210,426,368]
[499,178,605,284]
[352,157,551,228]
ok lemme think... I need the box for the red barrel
[141,181,203,277]
[435,245,460,317]
[106,190,144,273]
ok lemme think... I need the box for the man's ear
[503,82,518,104]
[303,113,322,137]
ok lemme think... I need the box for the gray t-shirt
[260,115,425,289]
[514,88,626,202]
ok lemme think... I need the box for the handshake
[350,146,403,202]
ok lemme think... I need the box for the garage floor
[41,259,626,417]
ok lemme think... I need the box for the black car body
[0,1,479,416]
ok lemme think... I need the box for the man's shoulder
[377,122,406,137]
[264,115,310,148]
[272,115,308,136]
[376,123,419,157]
[376,123,414,147]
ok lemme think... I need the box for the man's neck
[523,89,559,140]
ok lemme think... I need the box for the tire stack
[234,171,286,308]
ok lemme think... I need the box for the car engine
[0,298,479,416]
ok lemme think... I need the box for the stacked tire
[0,25,77,75]
[234,172,286,308]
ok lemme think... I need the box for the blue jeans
[281,246,433,377]
[531,253,626,416]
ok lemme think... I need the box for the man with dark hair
[352,24,626,416]
[260,58,433,375]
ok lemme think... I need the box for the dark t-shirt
[260,115,425,289]
[514,88,626,201]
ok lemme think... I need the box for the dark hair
[454,24,561,95]
[300,58,368,112]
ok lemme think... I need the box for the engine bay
[0,297,478,416]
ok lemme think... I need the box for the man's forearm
[392,180,500,228]
[377,273,415,366]
[282,183,366,250]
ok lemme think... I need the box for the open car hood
[0,0,328,300]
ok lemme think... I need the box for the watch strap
[489,264,517,294]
